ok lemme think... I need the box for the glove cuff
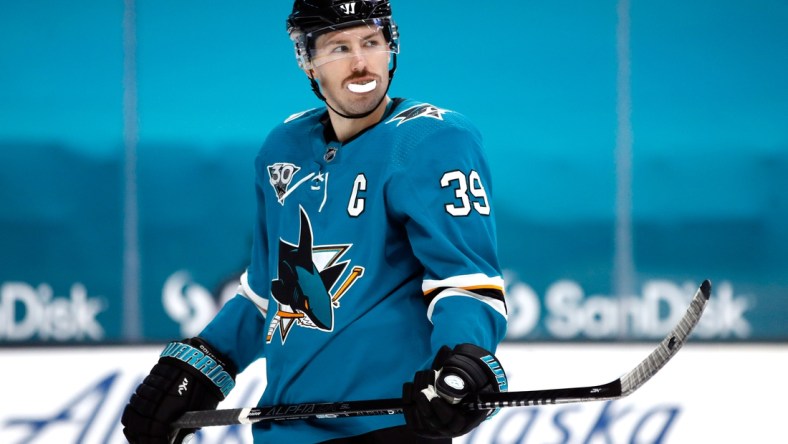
[452,344,508,393]
[159,337,237,400]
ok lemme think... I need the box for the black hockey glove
[121,337,237,444]
[402,343,507,438]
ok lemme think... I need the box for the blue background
[1,0,786,342]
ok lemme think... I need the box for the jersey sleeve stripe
[238,270,269,317]
[424,285,505,301]
[422,273,504,293]
[426,288,508,322]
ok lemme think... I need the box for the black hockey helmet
[286,0,399,71]
[287,0,393,34]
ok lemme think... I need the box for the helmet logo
[339,2,357,15]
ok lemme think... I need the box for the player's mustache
[344,71,379,84]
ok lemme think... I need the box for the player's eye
[331,45,350,53]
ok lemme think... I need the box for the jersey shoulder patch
[385,103,451,127]
[284,108,320,124]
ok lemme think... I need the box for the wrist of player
[121,337,237,444]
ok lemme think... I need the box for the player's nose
[350,51,368,72]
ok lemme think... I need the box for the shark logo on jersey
[386,104,450,127]
[267,207,365,344]
[268,163,302,204]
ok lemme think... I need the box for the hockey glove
[402,343,507,438]
[121,337,237,444]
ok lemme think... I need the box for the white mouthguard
[347,80,377,93]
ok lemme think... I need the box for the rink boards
[0,343,785,443]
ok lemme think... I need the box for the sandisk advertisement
[0,344,784,443]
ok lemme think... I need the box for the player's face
[309,25,391,116]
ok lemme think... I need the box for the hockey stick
[173,279,711,429]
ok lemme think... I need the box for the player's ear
[306,69,318,81]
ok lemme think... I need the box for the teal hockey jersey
[200,98,507,443]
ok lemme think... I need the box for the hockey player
[121,1,508,442]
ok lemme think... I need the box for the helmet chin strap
[308,54,397,120]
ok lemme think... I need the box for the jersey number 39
[441,170,490,217]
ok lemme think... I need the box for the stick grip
[174,408,247,428]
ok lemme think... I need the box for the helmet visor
[299,18,399,69]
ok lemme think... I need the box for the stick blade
[618,279,711,396]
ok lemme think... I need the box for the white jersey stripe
[422,273,504,293]
[238,271,269,317]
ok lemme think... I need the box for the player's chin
[340,93,384,115]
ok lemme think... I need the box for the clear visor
[296,18,399,70]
